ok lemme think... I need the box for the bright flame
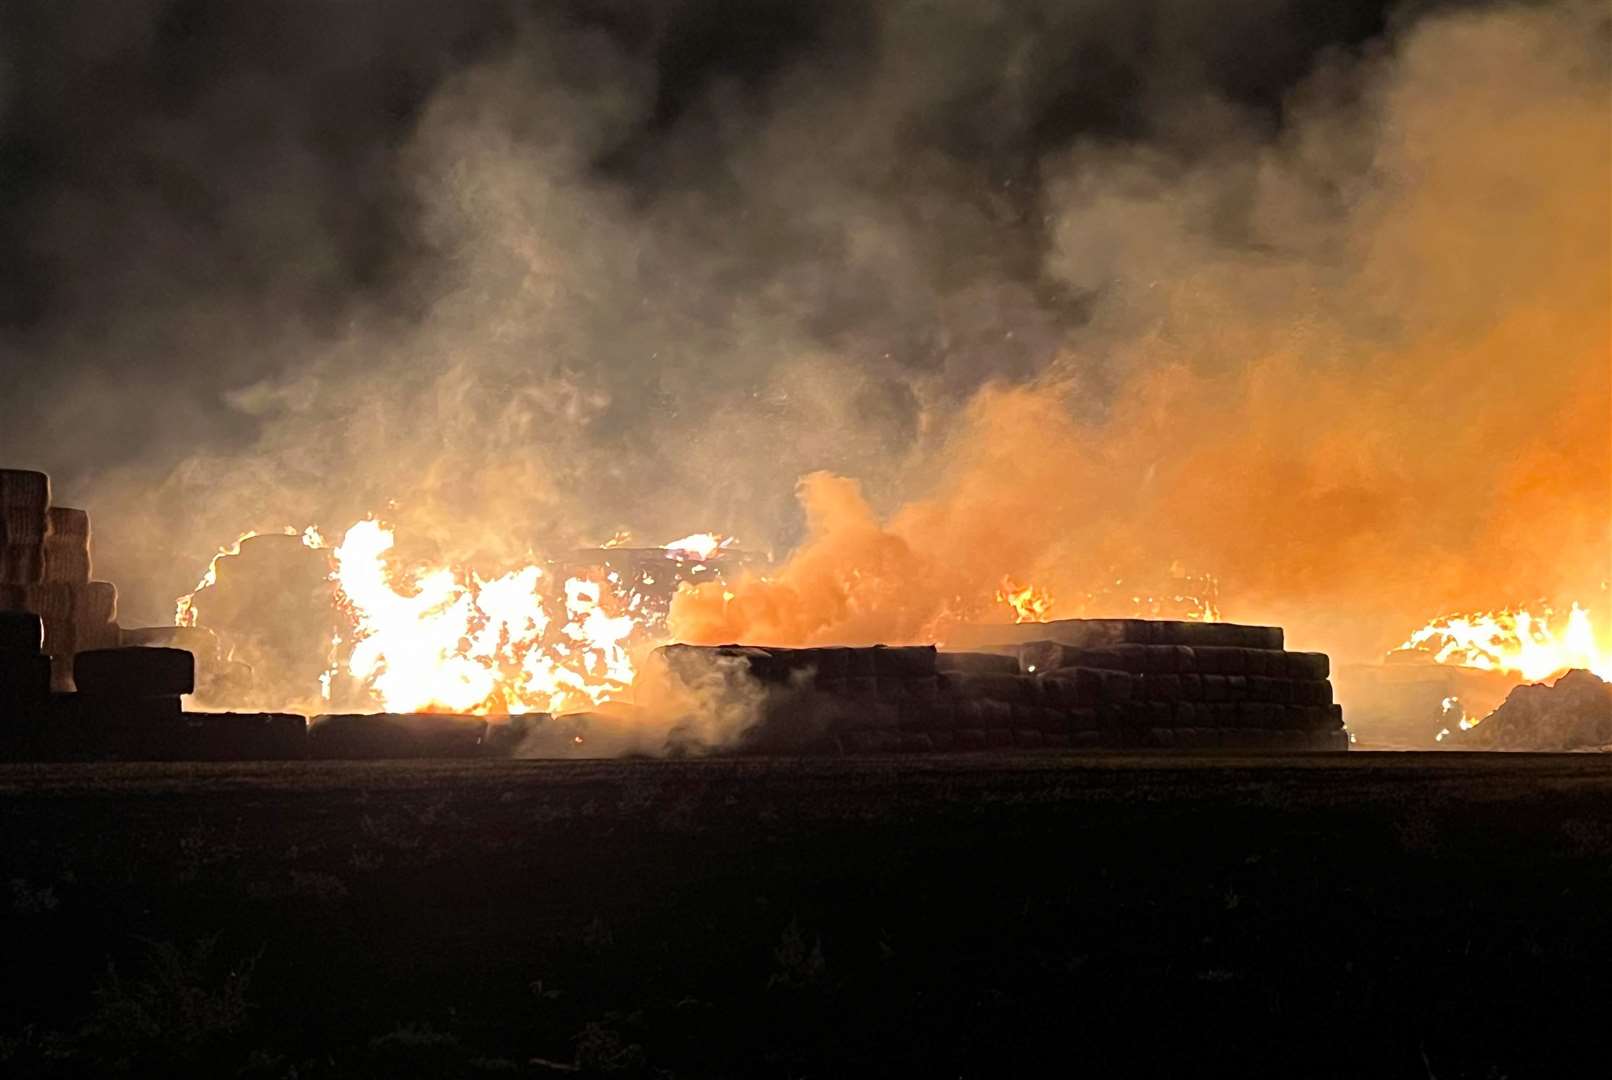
[996,577,1054,623]
[329,520,649,715]
[1394,603,1611,682]
[663,533,734,561]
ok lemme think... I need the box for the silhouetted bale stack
[484,713,550,756]
[1,472,51,591]
[309,713,488,759]
[0,471,50,570]
[936,651,1020,675]
[74,646,194,697]
[1,581,120,690]
[52,647,193,758]
[947,618,1284,651]
[0,612,51,751]
[164,713,309,761]
[649,627,1346,754]
[42,507,91,583]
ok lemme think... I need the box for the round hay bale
[74,647,195,697]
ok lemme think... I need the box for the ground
[2,752,1609,1077]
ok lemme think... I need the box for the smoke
[672,0,1612,661]
[0,0,1604,681]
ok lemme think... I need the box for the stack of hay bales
[63,646,194,758]
[0,469,120,690]
[650,619,1346,753]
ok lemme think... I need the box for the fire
[1394,603,1611,683]
[663,532,734,561]
[996,577,1054,623]
[329,520,646,715]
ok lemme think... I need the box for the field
[2,752,1609,1077]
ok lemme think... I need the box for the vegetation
[1,753,1609,1076]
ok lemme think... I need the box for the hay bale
[939,671,1029,703]
[0,648,51,721]
[1063,707,1099,732]
[868,645,938,678]
[801,647,851,680]
[977,699,1014,729]
[1285,651,1331,680]
[936,651,1019,675]
[74,647,194,697]
[172,713,308,761]
[904,676,940,704]
[0,610,44,651]
[1142,673,1182,701]
[309,712,487,759]
[0,470,49,545]
[42,540,90,584]
[0,543,45,584]
[46,507,88,539]
[846,675,879,700]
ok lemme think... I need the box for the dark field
[3,753,1610,1078]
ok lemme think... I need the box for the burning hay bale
[1450,669,1612,751]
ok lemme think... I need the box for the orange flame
[996,577,1054,623]
[1394,602,1611,683]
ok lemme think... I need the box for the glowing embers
[1393,603,1610,684]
